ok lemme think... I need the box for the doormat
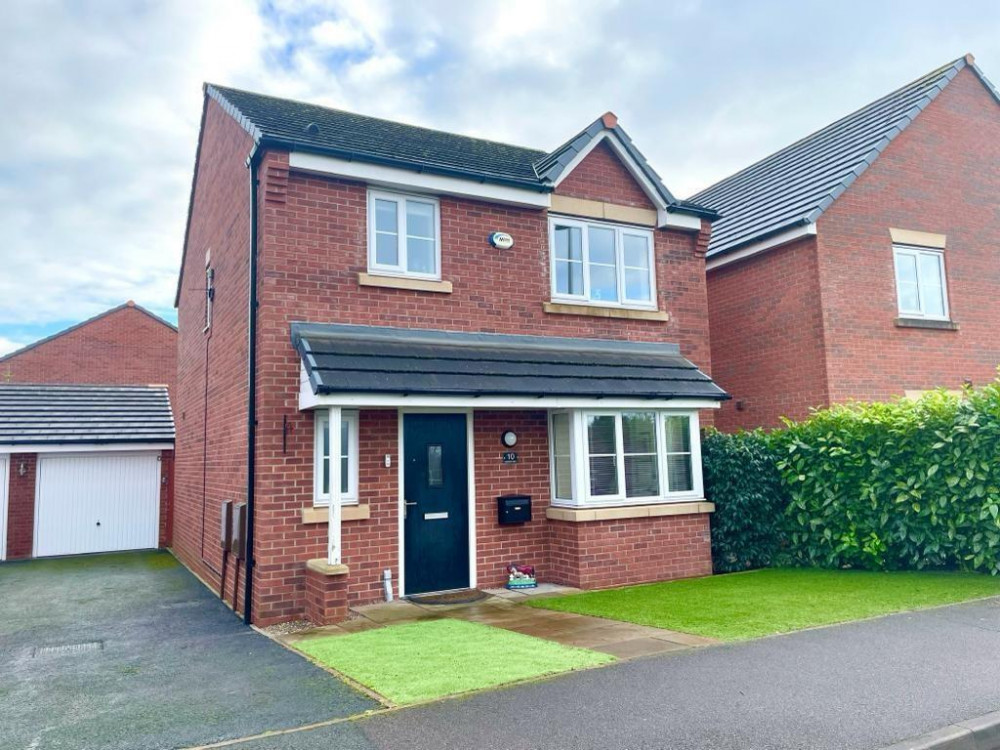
[409,589,490,606]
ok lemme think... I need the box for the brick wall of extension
[708,66,1000,431]
[4,451,174,559]
[175,98,718,626]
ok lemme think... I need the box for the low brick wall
[302,564,350,626]
[547,512,713,589]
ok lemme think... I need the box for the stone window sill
[543,301,669,321]
[546,501,714,522]
[301,505,371,524]
[358,272,452,293]
[895,317,959,331]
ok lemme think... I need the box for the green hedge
[704,380,1000,575]
[702,429,789,572]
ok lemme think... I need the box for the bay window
[314,410,359,505]
[550,217,656,308]
[549,409,702,506]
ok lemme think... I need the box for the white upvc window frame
[367,188,442,280]
[892,244,950,321]
[548,216,657,310]
[548,409,702,508]
[314,409,360,506]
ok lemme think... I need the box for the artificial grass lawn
[528,568,1000,641]
[295,619,613,704]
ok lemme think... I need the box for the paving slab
[592,636,690,659]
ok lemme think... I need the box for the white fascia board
[0,442,173,454]
[288,152,551,209]
[658,209,702,231]
[299,389,722,411]
[705,223,817,271]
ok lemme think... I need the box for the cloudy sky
[1,0,997,354]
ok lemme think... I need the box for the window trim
[314,409,360,506]
[548,409,702,508]
[892,243,950,321]
[548,216,657,310]
[367,189,442,281]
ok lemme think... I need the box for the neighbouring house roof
[0,384,175,446]
[292,323,727,401]
[692,54,1000,261]
[0,301,177,364]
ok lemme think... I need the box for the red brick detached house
[0,303,176,561]
[174,85,726,626]
[698,55,1000,431]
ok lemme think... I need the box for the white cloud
[311,19,370,50]
[1,0,998,335]
[0,336,27,357]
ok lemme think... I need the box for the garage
[34,452,161,557]
[0,384,174,560]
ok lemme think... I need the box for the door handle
[404,500,417,519]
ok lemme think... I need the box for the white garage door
[35,452,161,557]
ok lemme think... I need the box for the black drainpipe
[243,147,261,625]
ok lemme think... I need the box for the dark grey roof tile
[693,56,997,258]
[292,323,727,401]
[0,385,174,445]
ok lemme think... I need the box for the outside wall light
[18,461,27,477]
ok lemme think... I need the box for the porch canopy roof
[293,322,728,409]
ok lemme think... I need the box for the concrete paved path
[279,588,716,660]
[230,597,1000,750]
[0,552,376,750]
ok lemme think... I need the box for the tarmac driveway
[0,551,376,750]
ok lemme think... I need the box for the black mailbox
[498,495,531,525]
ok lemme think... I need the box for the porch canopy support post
[327,406,343,565]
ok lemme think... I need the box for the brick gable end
[554,141,657,209]
[0,306,176,397]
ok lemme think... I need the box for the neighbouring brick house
[174,85,726,626]
[697,55,1000,431]
[0,303,177,560]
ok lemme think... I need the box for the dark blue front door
[403,413,470,595]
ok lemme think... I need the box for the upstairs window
[368,189,440,279]
[893,244,948,320]
[549,217,656,308]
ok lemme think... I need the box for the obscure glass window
[427,444,444,487]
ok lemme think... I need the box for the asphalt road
[0,552,375,750]
[227,596,1000,750]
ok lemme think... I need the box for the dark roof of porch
[292,323,727,401]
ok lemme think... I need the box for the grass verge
[527,568,1000,641]
[295,619,613,704]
